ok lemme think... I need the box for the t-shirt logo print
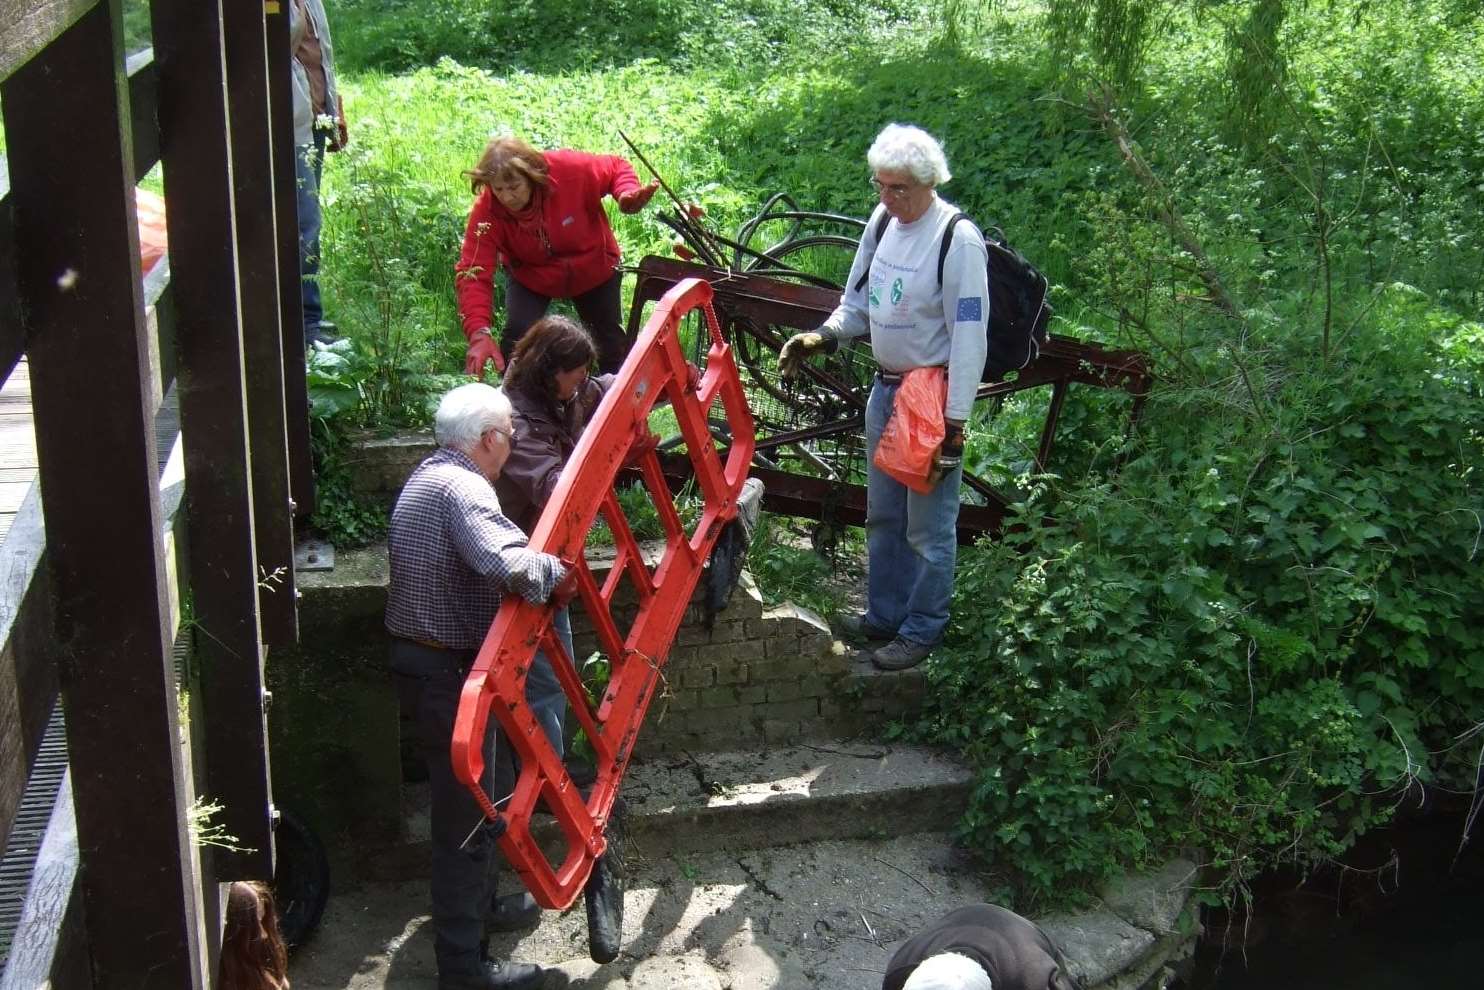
[868,284,882,308]
[890,278,904,305]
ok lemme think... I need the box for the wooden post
[1,0,206,983]
[266,1,316,519]
[221,1,299,647]
[150,0,274,879]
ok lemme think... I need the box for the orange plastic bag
[872,367,947,494]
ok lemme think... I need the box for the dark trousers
[389,639,501,977]
[503,269,629,373]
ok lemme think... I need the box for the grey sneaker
[872,636,934,671]
[837,612,895,644]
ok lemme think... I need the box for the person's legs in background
[502,279,553,367]
[524,607,572,758]
[572,271,628,374]
[896,456,962,646]
[863,380,914,632]
[295,131,330,346]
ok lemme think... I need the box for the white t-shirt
[822,196,989,421]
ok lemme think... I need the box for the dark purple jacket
[493,374,612,535]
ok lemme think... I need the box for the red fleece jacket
[454,149,642,339]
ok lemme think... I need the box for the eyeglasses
[869,176,915,198]
[485,425,517,445]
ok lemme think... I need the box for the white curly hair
[902,951,993,990]
[867,123,952,186]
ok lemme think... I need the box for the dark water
[1181,808,1483,990]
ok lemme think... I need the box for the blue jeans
[492,606,572,802]
[526,606,572,758]
[863,378,963,646]
[294,132,327,345]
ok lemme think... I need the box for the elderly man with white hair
[883,904,1083,990]
[385,382,563,990]
[779,123,989,671]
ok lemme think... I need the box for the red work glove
[465,329,504,378]
[684,361,702,393]
[616,180,659,214]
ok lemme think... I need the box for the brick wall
[569,560,926,756]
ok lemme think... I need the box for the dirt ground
[287,832,998,989]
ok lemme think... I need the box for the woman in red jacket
[455,136,658,377]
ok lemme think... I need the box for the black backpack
[853,211,1052,381]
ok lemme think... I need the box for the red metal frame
[450,277,755,909]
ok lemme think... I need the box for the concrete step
[275,544,935,857]
[363,742,972,885]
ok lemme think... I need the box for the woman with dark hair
[455,136,659,377]
[483,313,611,933]
[219,881,290,990]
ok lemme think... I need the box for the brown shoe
[872,637,934,671]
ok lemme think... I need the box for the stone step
[368,741,972,886]
[274,543,934,857]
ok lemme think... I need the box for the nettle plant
[918,288,1484,910]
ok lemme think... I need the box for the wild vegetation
[285,0,1480,910]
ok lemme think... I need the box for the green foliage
[921,295,1484,909]
[333,0,918,73]
[308,0,1484,910]
[747,515,851,616]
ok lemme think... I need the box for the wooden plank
[151,0,272,881]
[266,2,315,518]
[0,484,29,515]
[124,48,160,179]
[222,0,297,649]
[1,0,205,984]
[1,177,22,384]
[0,0,93,84]
[0,486,53,855]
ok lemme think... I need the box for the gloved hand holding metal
[777,331,829,380]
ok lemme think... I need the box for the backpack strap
[851,210,893,293]
[937,212,969,286]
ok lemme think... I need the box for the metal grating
[0,705,68,968]
[0,632,192,971]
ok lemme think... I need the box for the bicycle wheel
[744,234,860,291]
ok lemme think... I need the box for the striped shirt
[385,447,566,650]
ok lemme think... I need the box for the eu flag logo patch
[956,296,984,322]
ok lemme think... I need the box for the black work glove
[929,419,966,485]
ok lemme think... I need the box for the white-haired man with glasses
[386,382,563,990]
[779,123,989,671]
[883,903,1084,990]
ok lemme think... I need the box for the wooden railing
[0,0,313,984]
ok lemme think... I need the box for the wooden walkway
[0,361,37,544]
